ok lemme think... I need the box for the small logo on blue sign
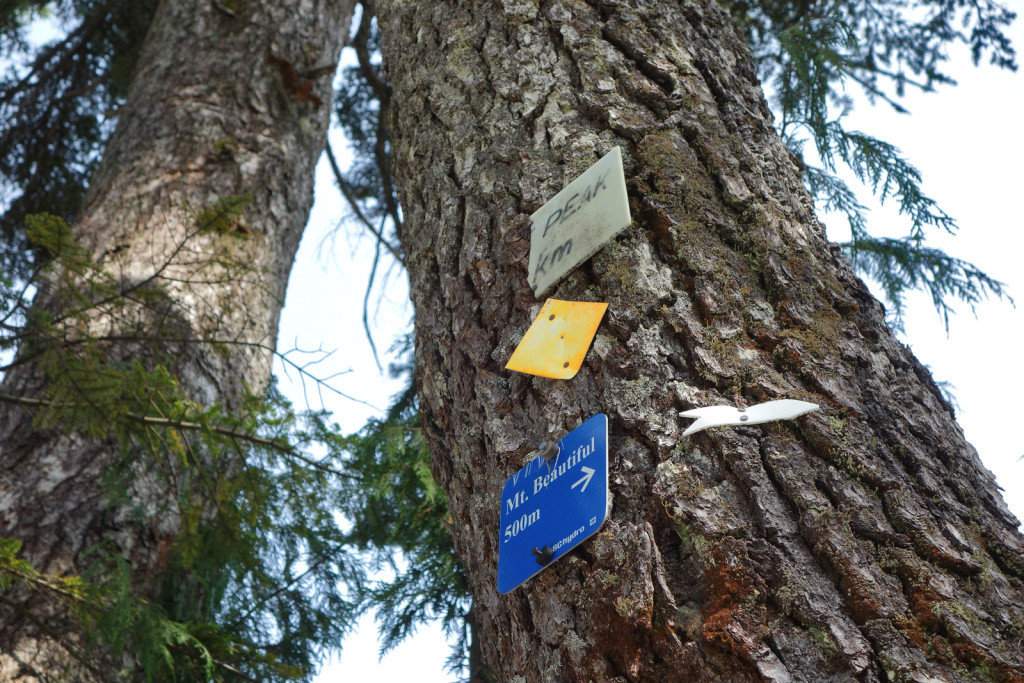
[497,414,609,593]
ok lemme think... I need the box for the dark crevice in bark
[984,535,1024,581]
[600,22,675,96]
[575,93,613,133]
[907,354,956,420]
[813,476,842,512]
[799,429,899,512]
[580,0,613,23]
[764,632,790,670]
[755,437,802,535]
[689,57,732,118]
[521,88,551,140]
[544,5,584,93]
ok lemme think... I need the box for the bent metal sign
[497,414,609,593]
[527,147,631,297]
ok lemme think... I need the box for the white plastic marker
[680,399,819,436]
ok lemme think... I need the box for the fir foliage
[0,0,159,280]
[0,206,470,678]
[723,0,1016,320]
[334,366,470,666]
[843,236,1009,331]
[0,214,371,681]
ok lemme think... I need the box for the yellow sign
[506,299,609,379]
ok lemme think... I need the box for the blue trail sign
[497,414,609,593]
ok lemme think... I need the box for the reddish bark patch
[698,544,769,666]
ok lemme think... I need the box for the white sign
[528,147,631,297]
[680,399,819,436]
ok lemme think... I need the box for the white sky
[283,16,1024,683]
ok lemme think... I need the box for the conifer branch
[324,140,403,265]
[0,392,284,449]
[0,332,380,412]
[0,392,358,478]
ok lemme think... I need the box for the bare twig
[323,141,403,265]
[363,217,384,372]
[352,1,403,237]
[228,559,328,630]
[1,333,379,412]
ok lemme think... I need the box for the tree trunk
[0,0,352,678]
[378,1,1024,680]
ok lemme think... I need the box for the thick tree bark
[0,0,352,678]
[379,1,1024,681]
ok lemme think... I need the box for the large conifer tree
[378,0,1024,679]
[0,0,353,678]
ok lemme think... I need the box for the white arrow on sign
[571,466,595,493]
